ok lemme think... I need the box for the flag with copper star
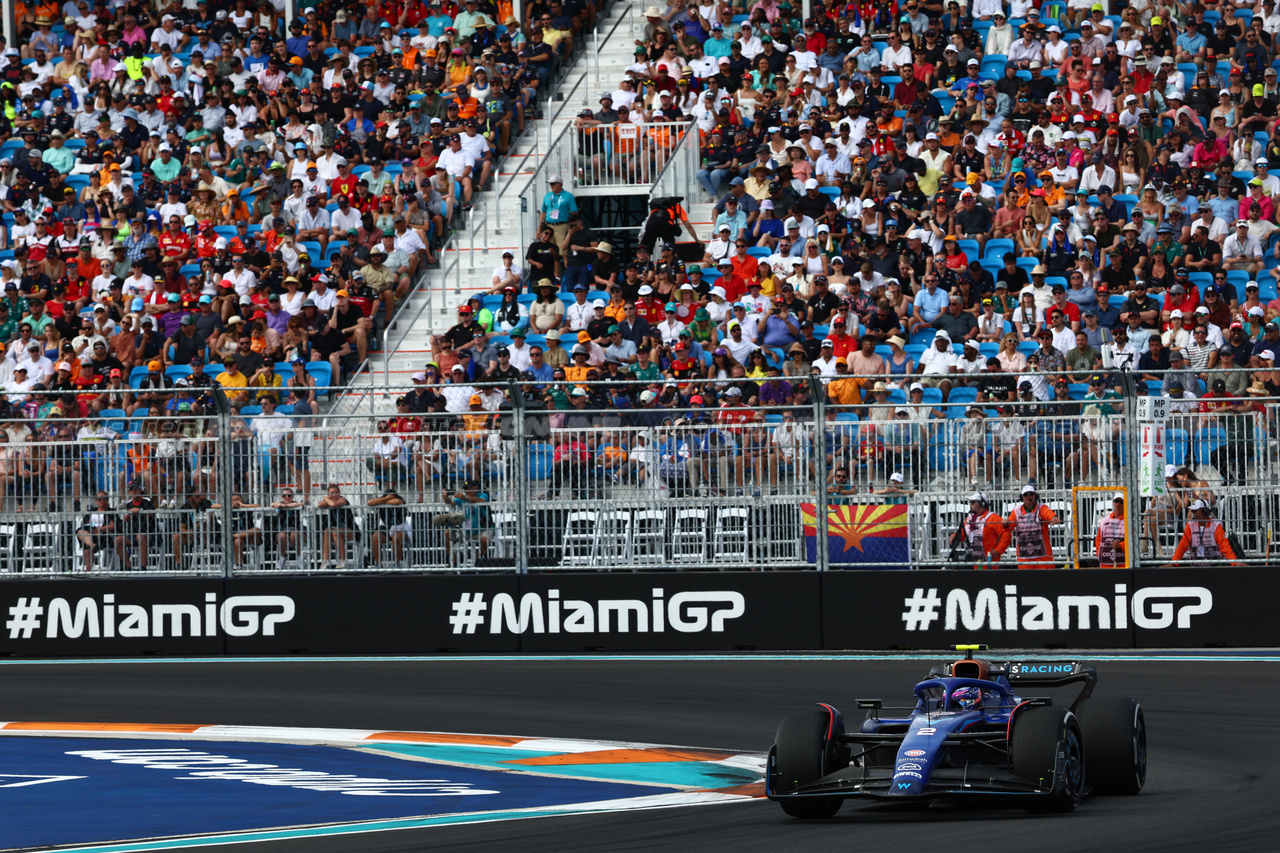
[801,503,911,568]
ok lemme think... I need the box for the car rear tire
[774,709,843,819]
[1009,706,1086,813]
[1076,697,1146,795]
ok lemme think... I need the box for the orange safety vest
[1095,512,1127,567]
[1008,502,1057,567]
[963,510,1011,567]
[1174,518,1237,562]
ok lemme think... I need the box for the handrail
[380,229,455,386]
[649,120,699,201]
[594,0,635,84]
[494,23,592,221]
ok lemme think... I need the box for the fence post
[510,382,529,573]
[809,376,830,573]
[1120,370,1143,569]
[210,388,233,579]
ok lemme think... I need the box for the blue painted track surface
[0,737,668,849]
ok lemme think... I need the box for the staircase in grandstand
[342,1,657,396]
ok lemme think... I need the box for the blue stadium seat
[305,361,332,396]
[128,366,149,389]
[165,365,192,384]
[911,328,937,347]
[948,387,978,407]
[984,238,1014,260]
[99,409,127,435]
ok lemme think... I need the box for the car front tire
[773,709,844,819]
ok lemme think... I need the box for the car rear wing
[1000,661,1097,710]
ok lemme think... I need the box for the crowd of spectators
[409,0,1280,500]
[0,0,607,410]
[0,0,615,569]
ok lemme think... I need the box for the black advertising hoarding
[822,570,1140,650]
[513,572,822,652]
[223,575,522,655]
[0,569,1273,656]
[1130,567,1279,648]
[0,579,226,657]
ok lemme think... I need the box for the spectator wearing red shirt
[389,396,423,435]
[828,316,857,360]
[1048,284,1081,328]
[194,223,220,259]
[159,220,193,263]
[714,257,746,302]
[715,386,752,432]
[1161,280,1199,327]
[330,161,360,199]
[635,287,666,324]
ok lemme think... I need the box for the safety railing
[592,0,638,85]
[513,121,578,258]
[572,120,695,192]
[650,120,701,203]
[0,373,1273,576]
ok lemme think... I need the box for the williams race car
[766,653,1145,817]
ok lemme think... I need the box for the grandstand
[0,0,1275,574]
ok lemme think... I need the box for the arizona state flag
[801,503,911,569]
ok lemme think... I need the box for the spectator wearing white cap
[812,337,840,376]
[814,140,852,186]
[915,331,959,400]
[983,11,1014,57]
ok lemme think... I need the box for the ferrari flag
[801,503,911,569]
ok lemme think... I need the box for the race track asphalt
[1,657,1276,852]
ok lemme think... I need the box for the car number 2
[916,727,937,736]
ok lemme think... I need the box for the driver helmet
[951,686,984,710]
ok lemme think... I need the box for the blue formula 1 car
[766,652,1146,818]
